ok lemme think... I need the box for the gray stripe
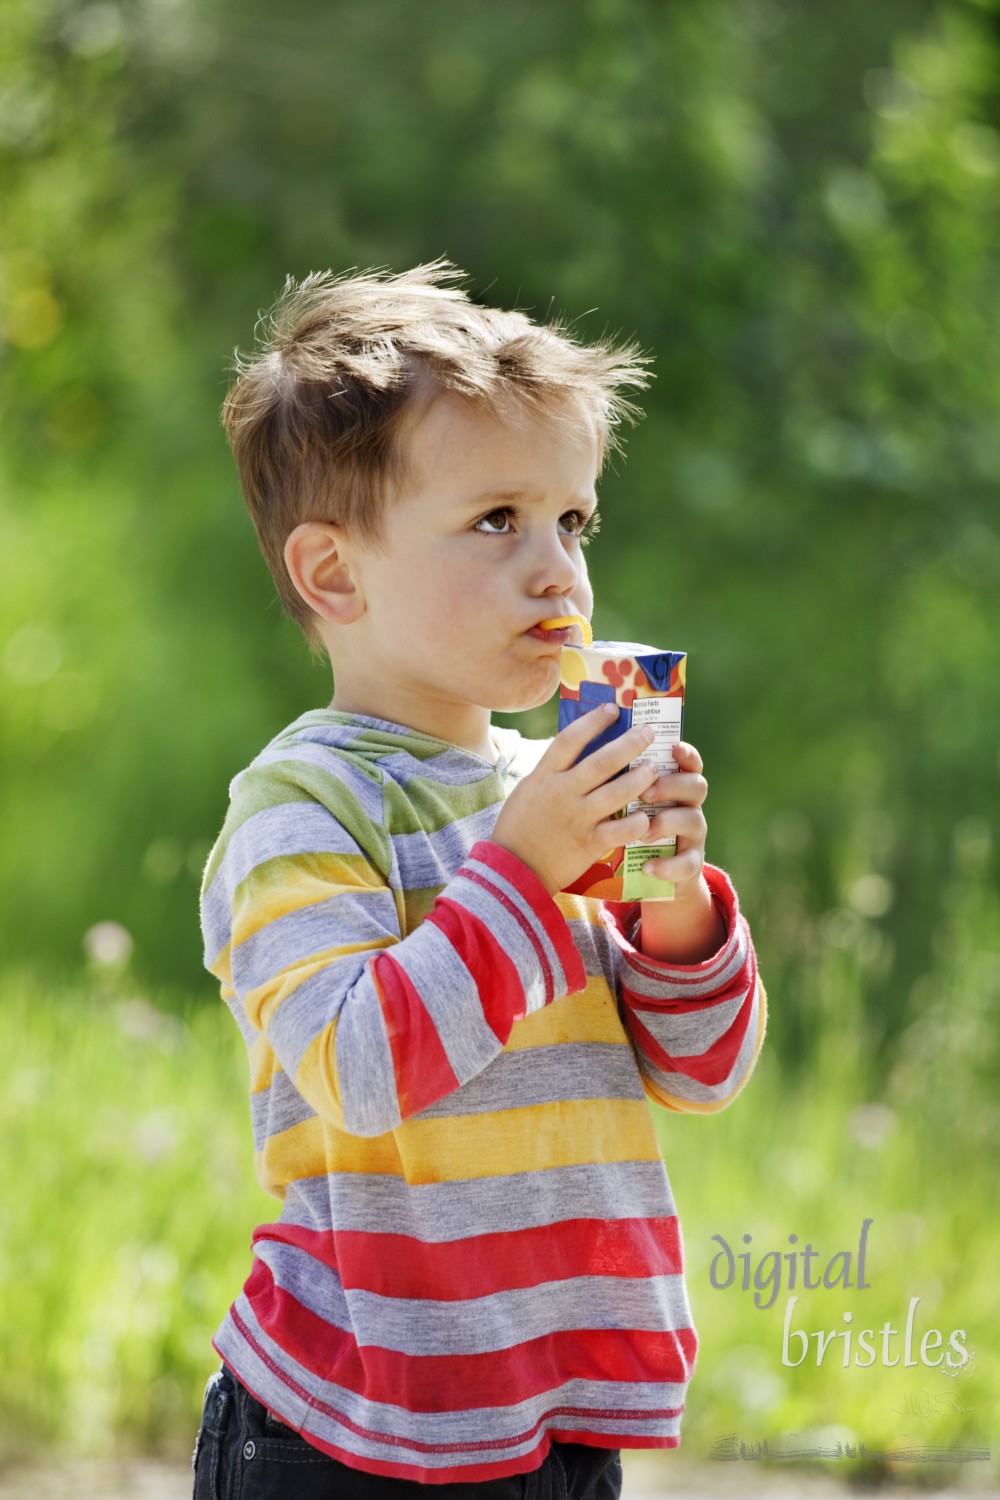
[345,1271,692,1357]
[413,1044,644,1120]
[217,1300,685,1466]
[327,901,553,1132]
[203,802,376,963]
[620,917,749,1001]
[250,1069,315,1151]
[448,858,567,1013]
[382,746,502,789]
[222,990,259,1050]
[406,924,508,1083]
[629,988,747,1059]
[201,877,232,970]
[265,953,371,1077]
[565,916,618,991]
[280,716,378,755]
[232,887,400,995]
[389,808,497,891]
[263,959,402,1136]
[281,1159,678,1241]
[461,854,568,1011]
[254,1238,352,1333]
[329,974,401,1137]
[258,1238,690,1357]
[639,979,762,1105]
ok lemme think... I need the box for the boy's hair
[222,260,651,645]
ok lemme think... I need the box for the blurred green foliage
[2,0,998,1065]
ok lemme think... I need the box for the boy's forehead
[399,390,599,499]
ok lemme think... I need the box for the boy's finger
[573,721,658,787]
[672,741,703,774]
[590,759,661,820]
[641,770,708,807]
[641,848,704,887]
[597,808,655,848]
[644,806,708,847]
[545,703,622,770]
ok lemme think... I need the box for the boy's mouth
[526,613,592,646]
[526,625,575,644]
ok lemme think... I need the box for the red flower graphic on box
[601,658,652,710]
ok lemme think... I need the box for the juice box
[557,641,687,901]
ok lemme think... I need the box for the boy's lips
[525,612,591,646]
[526,625,574,643]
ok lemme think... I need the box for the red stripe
[367,954,461,1118]
[240,1260,696,1413]
[621,952,751,1017]
[469,840,588,988]
[624,927,742,986]
[423,896,528,1042]
[459,865,558,999]
[253,1215,684,1301]
[624,968,758,1088]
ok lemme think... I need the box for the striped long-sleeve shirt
[200,709,765,1485]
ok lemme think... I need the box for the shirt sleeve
[598,863,766,1113]
[202,768,586,1137]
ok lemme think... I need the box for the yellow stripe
[553,892,604,926]
[254,1096,660,1190]
[504,978,630,1050]
[296,1022,344,1125]
[255,1116,402,1196]
[210,950,234,987]
[395,1097,660,1184]
[233,853,386,945]
[249,1034,279,1094]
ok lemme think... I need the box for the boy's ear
[283,522,366,625]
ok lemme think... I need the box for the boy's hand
[491,705,665,895]
[638,739,727,962]
[637,740,709,899]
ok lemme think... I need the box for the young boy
[194,262,765,1499]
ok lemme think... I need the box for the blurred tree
[1,0,997,1064]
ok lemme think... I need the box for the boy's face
[325,391,598,755]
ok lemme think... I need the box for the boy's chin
[488,659,562,716]
[492,685,559,715]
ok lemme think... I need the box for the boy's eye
[474,508,514,534]
[472,506,601,540]
[564,508,602,542]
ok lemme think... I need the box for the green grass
[658,863,1000,1485]
[0,970,274,1459]
[0,865,996,1485]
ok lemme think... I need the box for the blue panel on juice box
[557,643,687,767]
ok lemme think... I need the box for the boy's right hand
[490,704,661,895]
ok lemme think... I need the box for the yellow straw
[537,614,593,646]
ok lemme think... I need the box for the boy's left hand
[633,739,725,964]
[637,740,709,898]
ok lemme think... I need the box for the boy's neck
[328,689,499,765]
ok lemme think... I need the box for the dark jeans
[193,1367,622,1500]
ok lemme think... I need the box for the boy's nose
[530,530,585,596]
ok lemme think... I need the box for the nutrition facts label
[626,694,683,853]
